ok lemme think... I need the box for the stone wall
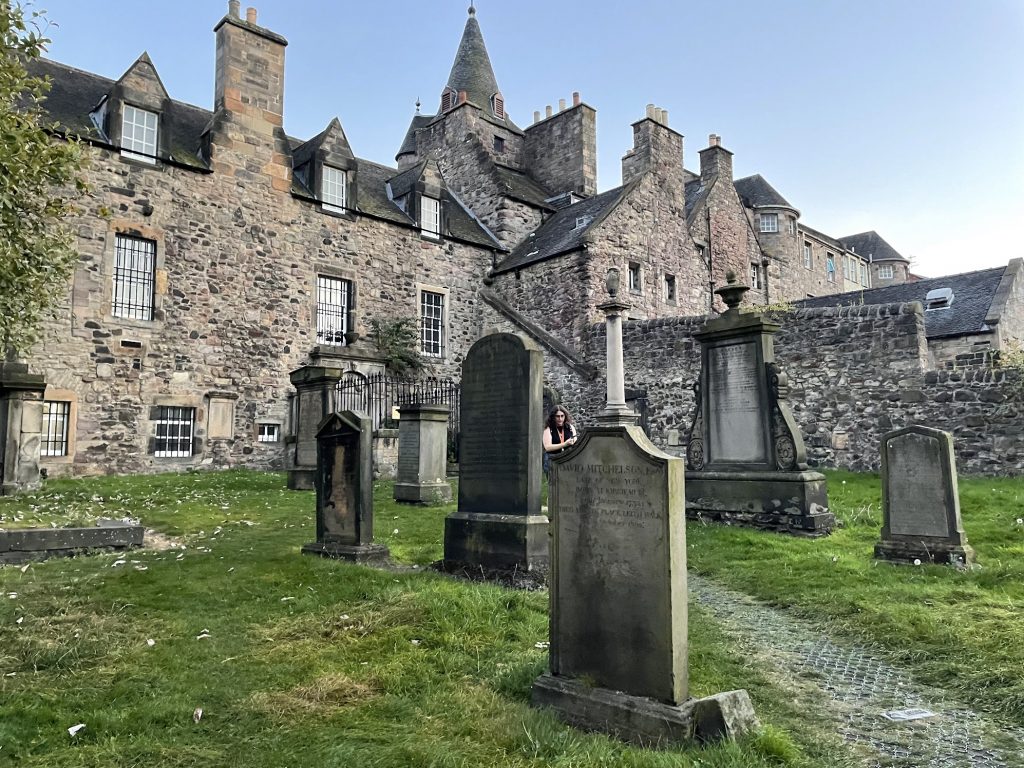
[561,302,1024,476]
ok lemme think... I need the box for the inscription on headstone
[706,341,766,464]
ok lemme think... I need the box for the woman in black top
[543,405,578,458]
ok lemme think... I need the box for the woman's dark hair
[546,405,574,432]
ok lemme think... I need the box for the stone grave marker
[443,332,548,572]
[685,274,834,535]
[301,411,388,564]
[394,403,452,504]
[875,425,974,566]
[531,268,758,746]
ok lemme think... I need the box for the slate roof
[838,231,908,264]
[28,57,210,170]
[795,266,1007,339]
[493,165,554,209]
[799,223,846,250]
[684,178,709,223]
[734,174,794,209]
[396,114,433,158]
[493,183,634,274]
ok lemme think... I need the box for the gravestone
[394,403,451,504]
[875,425,974,566]
[301,411,388,564]
[685,276,833,536]
[443,333,548,572]
[0,361,46,496]
[531,268,758,746]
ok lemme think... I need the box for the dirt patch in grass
[250,673,380,716]
[143,529,183,551]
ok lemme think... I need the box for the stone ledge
[874,538,975,566]
[0,521,144,564]
[531,674,759,747]
[300,541,390,564]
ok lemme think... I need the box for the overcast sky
[34,0,1024,278]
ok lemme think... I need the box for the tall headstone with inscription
[685,275,834,536]
[393,403,451,504]
[301,411,389,564]
[443,333,548,572]
[875,425,974,566]
[532,269,758,746]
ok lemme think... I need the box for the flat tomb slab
[301,541,390,564]
[532,674,759,747]
[685,470,834,535]
[0,522,144,564]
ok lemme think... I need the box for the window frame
[826,253,836,283]
[628,262,642,293]
[664,273,677,303]
[750,263,762,290]
[878,264,894,280]
[257,423,281,443]
[803,241,812,269]
[759,213,779,233]
[419,287,447,358]
[316,275,353,347]
[420,195,441,239]
[154,406,195,458]
[112,234,156,321]
[120,104,159,164]
[41,400,71,457]
[321,165,347,213]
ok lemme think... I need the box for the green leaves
[0,1,88,357]
[368,316,432,377]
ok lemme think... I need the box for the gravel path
[690,573,1024,768]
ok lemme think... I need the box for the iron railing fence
[335,372,460,454]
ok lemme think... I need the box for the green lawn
[688,469,1024,727]
[0,470,857,767]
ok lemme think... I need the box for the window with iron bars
[154,406,194,458]
[112,234,156,320]
[316,275,353,346]
[41,401,70,457]
[420,290,445,357]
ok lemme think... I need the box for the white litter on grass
[196,629,211,640]
[534,641,549,649]
[881,708,935,722]
[19,563,29,573]
[410,639,421,645]
[192,707,203,723]
[146,639,155,647]
[134,565,148,571]
[7,593,17,599]
[112,559,126,568]
[67,723,86,736]
[392,529,399,535]
[280,596,295,602]
[16,617,23,625]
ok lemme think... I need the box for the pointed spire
[442,6,501,112]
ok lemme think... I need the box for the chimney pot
[572,91,581,107]
[245,6,257,23]
[545,105,553,118]
[646,103,656,120]
[559,98,566,111]
[228,0,240,18]
[661,109,669,126]
[533,110,541,124]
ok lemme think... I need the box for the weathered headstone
[394,403,451,504]
[0,361,46,496]
[532,268,758,746]
[443,333,548,572]
[301,411,388,563]
[685,276,833,535]
[875,425,974,566]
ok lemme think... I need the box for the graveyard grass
[0,471,1019,765]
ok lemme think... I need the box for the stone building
[13,3,1018,482]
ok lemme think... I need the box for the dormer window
[121,104,158,164]
[573,215,593,230]
[759,213,778,233]
[322,166,347,213]
[90,97,108,136]
[878,264,894,280]
[491,92,504,119]
[420,196,441,239]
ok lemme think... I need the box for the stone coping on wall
[0,520,144,564]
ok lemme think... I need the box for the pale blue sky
[33,0,1024,278]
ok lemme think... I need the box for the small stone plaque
[706,341,768,465]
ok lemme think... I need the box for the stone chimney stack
[699,133,734,182]
[524,91,597,198]
[621,104,684,191]
[213,3,288,121]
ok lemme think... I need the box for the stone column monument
[531,269,758,746]
[443,333,548,573]
[393,403,451,504]
[301,411,389,564]
[685,274,834,536]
